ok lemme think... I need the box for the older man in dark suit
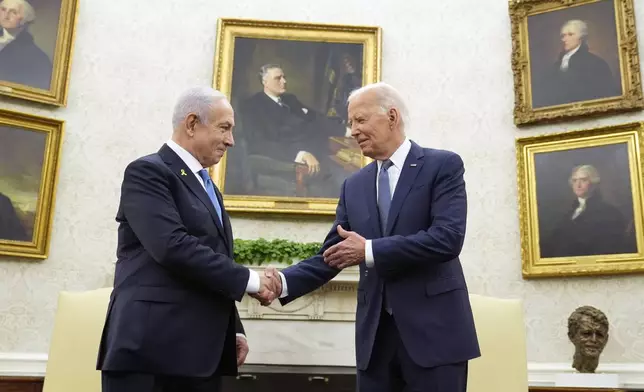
[96,87,280,392]
[260,82,481,391]
[532,19,621,108]
[237,64,351,197]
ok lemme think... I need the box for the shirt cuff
[236,333,246,341]
[295,150,307,163]
[246,269,260,293]
[365,239,374,268]
[278,271,289,298]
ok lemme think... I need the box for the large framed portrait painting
[517,122,644,277]
[210,18,381,215]
[0,0,79,106]
[509,0,643,125]
[0,109,64,258]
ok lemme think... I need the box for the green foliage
[233,238,322,265]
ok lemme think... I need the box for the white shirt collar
[560,45,581,70]
[166,139,204,174]
[378,138,411,170]
[0,28,16,47]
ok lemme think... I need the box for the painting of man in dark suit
[536,144,638,258]
[0,0,58,90]
[0,124,46,243]
[528,0,622,108]
[224,38,364,199]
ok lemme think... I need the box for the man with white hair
[96,87,281,392]
[0,0,52,90]
[540,164,637,258]
[532,18,620,108]
[259,82,480,391]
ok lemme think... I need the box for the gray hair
[562,19,588,39]
[258,64,282,84]
[569,164,600,185]
[171,86,228,129]
[347,82,410,131]
[1,0,36,24]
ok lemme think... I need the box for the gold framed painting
[210,18,381,215]
[509,0,644,126]
[517,122,644,278]
[0,108,64,258]
[0,0,79,106]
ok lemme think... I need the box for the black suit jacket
[96,144,250,377]
[0,30,53,90]
[238,92,345,161]
[532,43,621,108]
[540,193,637,258]
[0,192,29,241]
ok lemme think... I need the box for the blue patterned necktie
[377,159,393,233]
[198,169,223,226]
[377,160,393,314]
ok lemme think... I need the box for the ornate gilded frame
[509,0,643,126]
[0,0,79,106]
[517,122,644,278]
[0,109,64,258]
[210,18,381,215]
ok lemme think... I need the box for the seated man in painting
[532,19,621,108]
[236,64,352,198]
[540,164,637,258]
[0,191,29,241]
[0,0,53,90]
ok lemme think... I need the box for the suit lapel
[158,145,229,248]
[385,142,425,235]
[363,162,382,238]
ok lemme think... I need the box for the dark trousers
[101,371,221,392]
[357,310,468,392]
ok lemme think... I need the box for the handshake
[250,266,282,306]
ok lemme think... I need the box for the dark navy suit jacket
[280,141,481,370]
[96,144,250,377]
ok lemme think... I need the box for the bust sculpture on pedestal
[567,306,609,373]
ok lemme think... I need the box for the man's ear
[186,114,198,136]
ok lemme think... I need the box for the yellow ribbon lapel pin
[180,169,187,176]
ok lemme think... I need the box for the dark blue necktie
[198,169,223,226]
[377,160,393,233]
[377,160,393,314]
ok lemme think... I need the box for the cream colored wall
[0,0,643,366]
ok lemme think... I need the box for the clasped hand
[250,267,282,306]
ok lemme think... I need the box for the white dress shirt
[278,138,411,298]
[166,140,259,339]
[0,28,16,52]
[571,197,586,220]
[560,45,580,71]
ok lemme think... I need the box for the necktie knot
[196,168,223,226]
[198,169,210,183]
[381,159,393,171]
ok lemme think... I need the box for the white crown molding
[0,352,47,377]
[1,353,642,389]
